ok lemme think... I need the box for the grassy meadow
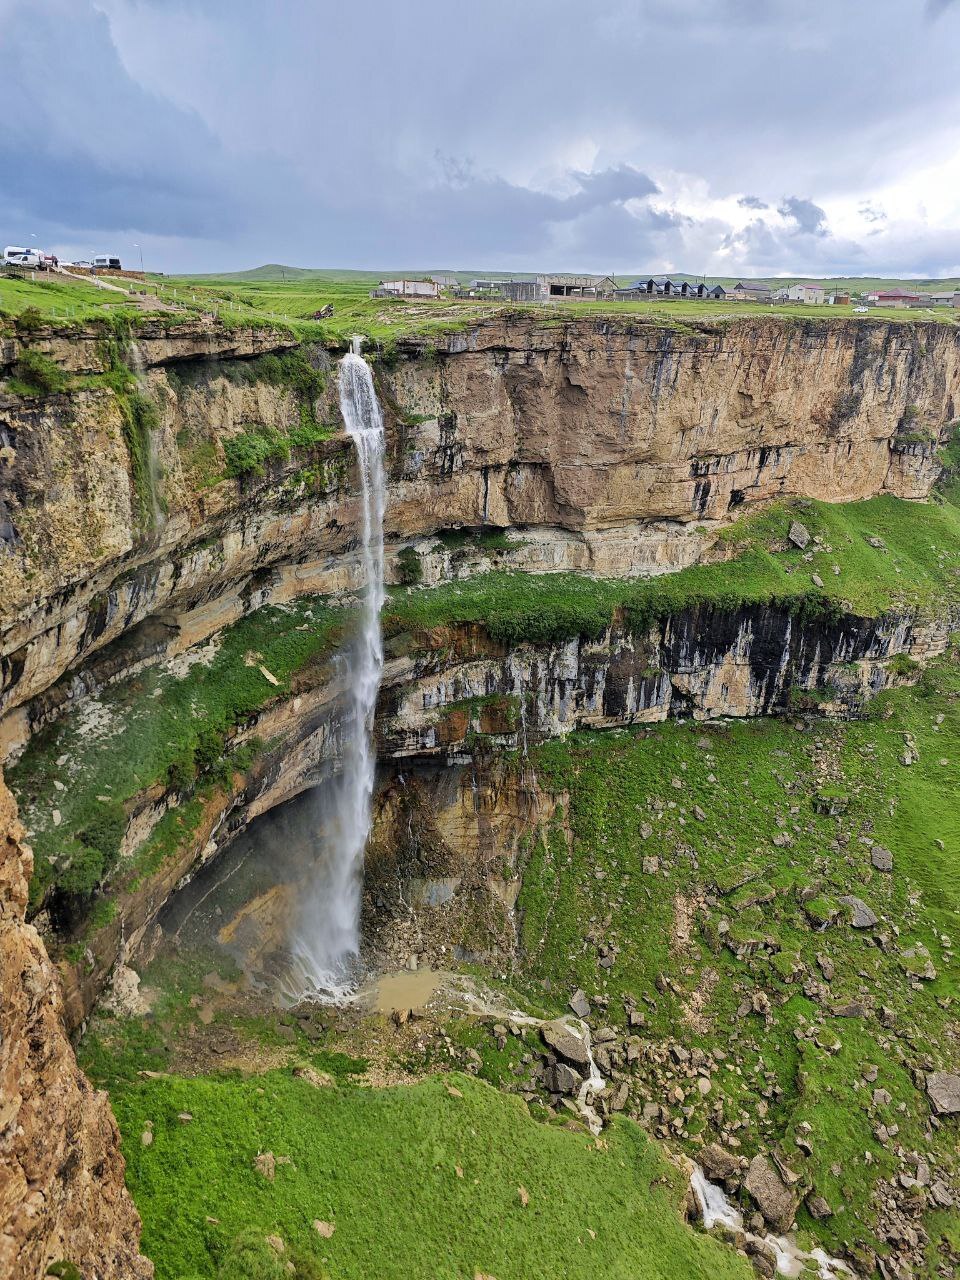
[3,263,959,346]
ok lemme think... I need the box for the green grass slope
[9,598,340,911]
[387,490,960,646]
[514,660,960,1271]
[92,1063,750,1280]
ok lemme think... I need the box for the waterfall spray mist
[286,339,386,999]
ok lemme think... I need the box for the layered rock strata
[3,315,956,753]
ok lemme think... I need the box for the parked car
[3,245,42,267]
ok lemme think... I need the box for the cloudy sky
[2,0,960,277]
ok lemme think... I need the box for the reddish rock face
[0,778,152,1280]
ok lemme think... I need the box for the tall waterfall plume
[287,339,386,999]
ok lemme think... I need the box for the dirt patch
[681,965,718,1035]
[670,892,704,952]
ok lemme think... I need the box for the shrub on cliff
[223,426,291,478]
[14,304,43,333]
[52,799,127,923]
[10,349,69,395]
[396,546,423,586]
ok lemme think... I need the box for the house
[371,279,441,299]
[705,285,727,300]
[826,293,851,306]
[537,273,618,299]
[728,281,774,301]
[873,288,922,310]
[430,274,457,288]
[929,290,960,307]
[614,277,710,300]
[776,283,826,304]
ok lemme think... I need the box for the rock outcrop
[0,778,151,1279]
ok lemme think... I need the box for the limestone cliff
[0,778,151,1279]
[2,315,956,754]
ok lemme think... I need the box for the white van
[93,255,122,270]
[3,246,42,267]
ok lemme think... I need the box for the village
[373,272,960,309]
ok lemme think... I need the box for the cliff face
[0,778,151,1280]
[2,314,959,1275]
[47,594,953,1029]
[2,316,956,754]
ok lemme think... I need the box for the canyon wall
[48,594,956,1029]
[2,313,960,1275]
[2,315,956,754]
[0,778,152,1279]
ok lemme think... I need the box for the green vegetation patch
[95,1064,751,1280]
[386,492,960,649]
[9,597,343,911]
[6,348,70,395]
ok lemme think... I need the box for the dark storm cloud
[778,197,829,237]
[0,0,308,247]
[565,167,660,209]
[4,0,960,274]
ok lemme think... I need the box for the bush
[11,349,69,395]
[167,752,196,790]
[56,800,126,902]
[223,426,290,478]
[194,723,226,773]
[396,546,424,585]
[15,305,43,334]
[889,653,920,677]
[289,404,332,446]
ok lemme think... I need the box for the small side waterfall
[287,338,386,998]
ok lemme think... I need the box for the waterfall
[286,338,386,999]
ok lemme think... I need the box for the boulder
[744,1155,799,1233]
[839,895,878,928]
[699,1142,741,1185]
[806,1192,832,1220]
[568,988,591,1018]
[870,845,893,872]
[926,1072,960,1115]
[547,1062,583,1095]
[540,1020,591,1068]
[789,521,811,549]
